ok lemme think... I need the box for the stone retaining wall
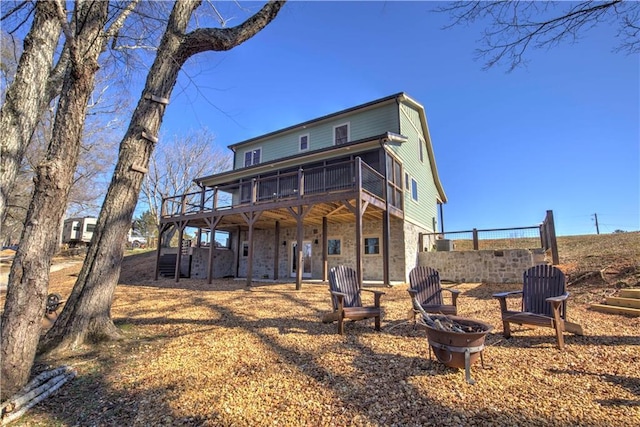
[418,248,547,283]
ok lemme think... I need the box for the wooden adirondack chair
[322,265,385,334]
[407,266,461,322]
[493,264,584,349]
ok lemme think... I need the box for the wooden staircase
[590,288,640,317]
[158,254,190,278]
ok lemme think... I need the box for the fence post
[546,210,560,265]
[472,228,479,250]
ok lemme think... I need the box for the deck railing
[161,157,387,218]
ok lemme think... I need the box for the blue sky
[157,1,639,236]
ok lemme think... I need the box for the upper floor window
[243,148,261,167]
[419,138,424,163]
[333,123,350,145]
[299,134,309,152]
[411,178,418,201]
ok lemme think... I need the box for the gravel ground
[3,233,639,426]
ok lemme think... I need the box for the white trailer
[61,217,97,247]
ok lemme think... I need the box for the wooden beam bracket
[144,93,170,105]
[142,130,159,143]
[131,164,149,174]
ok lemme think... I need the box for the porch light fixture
[282,241,286,246]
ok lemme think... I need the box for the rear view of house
[159,92,447,288]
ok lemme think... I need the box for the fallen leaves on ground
[3,234,640,426]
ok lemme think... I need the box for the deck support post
[205,215,222,284]
[240,211,262,288]
[322,216,328,282]
[287,206,310,290]
[274,221,280,280]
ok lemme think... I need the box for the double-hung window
[411,178,418,201]
[244,148,261,167]
[299,134,309,152]
[333,123,350,145]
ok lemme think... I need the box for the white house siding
[233,102,400,169]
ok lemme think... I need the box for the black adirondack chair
[322,265,385,334]
[407,266,460,322]
[493,264,584,349]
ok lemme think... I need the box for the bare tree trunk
[0,0,62,229]
[41,0,286,354]
[0,0,109,402]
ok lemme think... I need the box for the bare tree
[0,0,139,400]
[1,107,52,246]
[0,0,66,229]
[141,128,231,225]
[0,80,128,244]
[0,0,283,400]
[438,0,640,71]
[40,0,286,357]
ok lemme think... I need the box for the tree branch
[437,0,639,71]
[179,0,285,58]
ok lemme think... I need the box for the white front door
[291,241,312,278]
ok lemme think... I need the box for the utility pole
[593,213,600,234]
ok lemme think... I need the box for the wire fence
[421,210,559,264]
[436,227,541,251]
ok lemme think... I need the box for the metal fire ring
[428,340,486,385]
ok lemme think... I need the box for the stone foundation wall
[187,218,424,282]
[418,249,547,283]
[190,247,234,279]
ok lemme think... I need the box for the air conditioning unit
[435,239,453,251]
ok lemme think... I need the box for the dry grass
[3,233,640,426]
